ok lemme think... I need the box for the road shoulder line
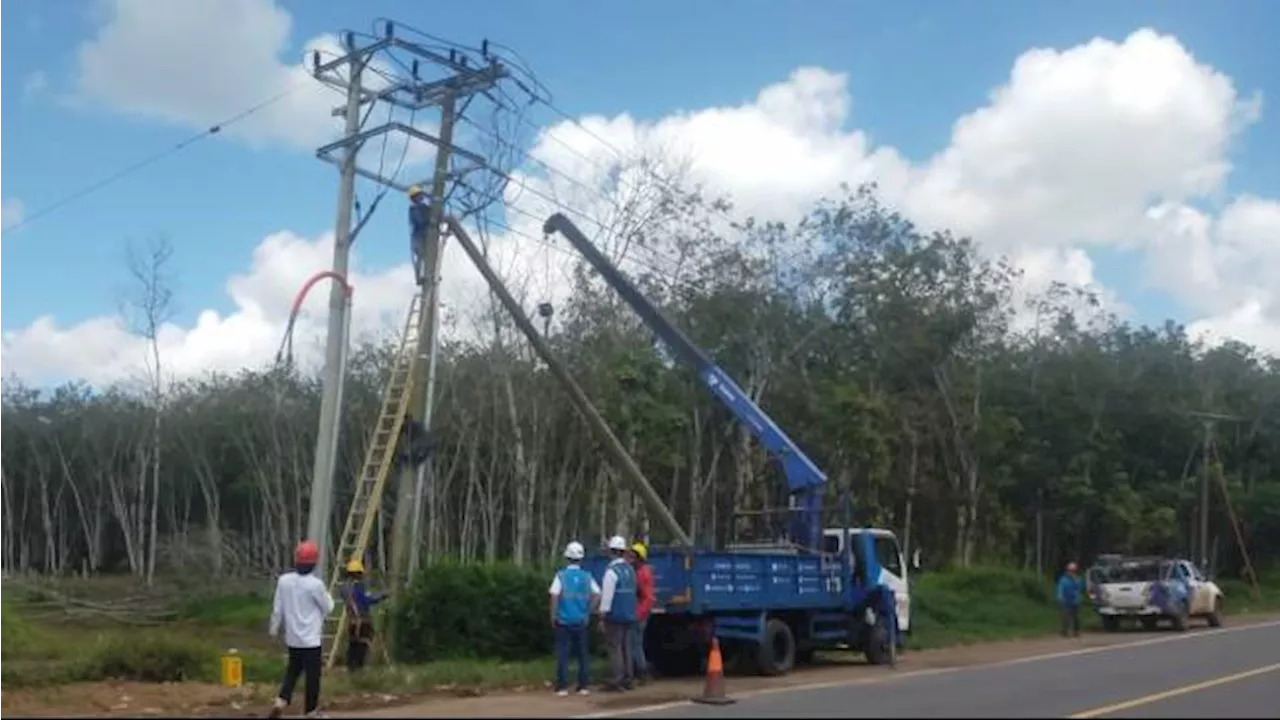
[1067,662,1280,718]
[575,618,1280,718]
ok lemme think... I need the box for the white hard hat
[608,535,628,551]
[564,541,585,560]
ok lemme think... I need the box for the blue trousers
[554,623,590,691]
[629,618,648,676]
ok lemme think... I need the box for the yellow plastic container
[220,648,244,688]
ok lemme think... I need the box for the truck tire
[1207,599,1223,628]
[864,620,892,666]
[755,618,796,676]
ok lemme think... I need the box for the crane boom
[544,213,828,550]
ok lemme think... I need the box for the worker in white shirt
[269,540,336,719]
[597,535,638,692]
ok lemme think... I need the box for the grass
[3,565,1278,711]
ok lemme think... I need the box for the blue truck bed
[584,547,853,615]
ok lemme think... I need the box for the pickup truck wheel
[1207,600,1223,628]
[755,618,796,676]
[1102,616,1120,632]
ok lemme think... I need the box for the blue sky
[3,0,1279,382]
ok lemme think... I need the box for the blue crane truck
[544,214,913,677]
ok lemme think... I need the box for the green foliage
[176,591,271,629]
[80,633,209,683]
[392,562,557,663]
[910,566,1058,648]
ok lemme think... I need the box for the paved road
[594,620,1280,718]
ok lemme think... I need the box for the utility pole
[393,92,457,587]
[308,21,512,585]
[305,33,369,579]
[1186,409,1243,570]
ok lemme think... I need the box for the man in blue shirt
[408,186,431,286]
[342,558,388,672]
[1056,561,1085,637]
[549,541,600,697]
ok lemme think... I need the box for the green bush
[392,561,555,663]
[80,633,210,683]
[909,565,1059,648]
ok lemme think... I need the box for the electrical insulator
[344,31,354,50]
[460,56,469,68]
[384,20,393,38]
[450,49,457,63]
[312,50,320,71]
[412,59,420,79]
[482,39,489,58]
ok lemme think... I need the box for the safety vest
[556,566,593,627]
[607,561,638,623]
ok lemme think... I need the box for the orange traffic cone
[691,637,735,705]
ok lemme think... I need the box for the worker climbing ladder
[322,289,426,670]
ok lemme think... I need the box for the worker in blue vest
[548,541,600,697]
[598,535,637,692]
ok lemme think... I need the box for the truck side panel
[585,549,853,616]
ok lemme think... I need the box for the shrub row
[391,561,563,663]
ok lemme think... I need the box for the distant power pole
[1186,409,1243,569]
[305,22,510,584]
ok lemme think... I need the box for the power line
[8,82,312,234]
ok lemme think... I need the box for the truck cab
[820,528,914,633]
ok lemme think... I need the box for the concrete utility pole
[393,92,456,587]
[308,21,511,584]
[305,34,368,580]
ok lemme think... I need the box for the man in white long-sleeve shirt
[269,541,335,718]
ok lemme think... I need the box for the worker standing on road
[408,186,431,286]
[549,541,601,697]
[268,540,335,719]
[341,558,387,673]
[598,535,637,692]
[1057,561,1085,637]
[629,541,655,685]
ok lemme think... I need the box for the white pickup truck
[1087,556,1224,632]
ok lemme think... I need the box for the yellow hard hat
[631,542,648,561]
[407,185,425,198]
[346,558,365,574]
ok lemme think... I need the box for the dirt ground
[6,615,1275,719]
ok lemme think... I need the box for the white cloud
[7,24,1280,386]
[1,198,24,230]
[73,0,438,168]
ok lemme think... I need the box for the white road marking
[574,619,1280,718]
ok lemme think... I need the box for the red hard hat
[295,540,319,565]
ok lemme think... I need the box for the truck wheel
[864,620,892,666]
[755,618,796,676]
[1102,616,1120,632]
[1207,600,1223,628]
